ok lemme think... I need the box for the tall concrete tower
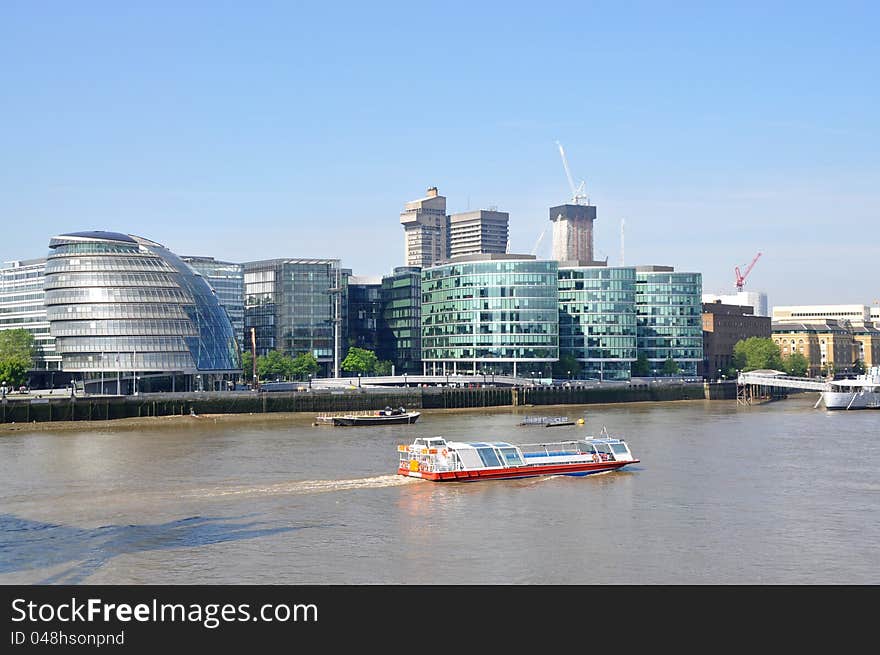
[549,203,599,265]
[400,187,448,268]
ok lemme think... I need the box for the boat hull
[398,459,638,482]
[333,413,421,426]
[821,391,880,410]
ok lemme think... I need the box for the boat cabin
[400,436,635,474]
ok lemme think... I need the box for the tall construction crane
[735,252,762,291]
[556,141,589,205]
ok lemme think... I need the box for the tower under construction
[549,203,601,265]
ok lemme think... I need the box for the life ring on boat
[441,449,448,457]
[592,453,600,463]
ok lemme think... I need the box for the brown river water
[1,395,877,584]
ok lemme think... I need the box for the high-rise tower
[549,203,599,265]
[400,187,448,268]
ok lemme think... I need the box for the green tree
[782,352,809,377]
[341,347,378,375]
[552,353,582,379]
[852,359,866,374]
[290,352,320,380]
[631,352,650,377]
[732,337,784,372]
[661,356,680,376]
[240,351,254,380]
[374,360,393,376]
[0,329,35,388]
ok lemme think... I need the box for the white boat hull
[822,391,880,410]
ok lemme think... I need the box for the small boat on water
[397,430,638,482]
[317,407,421,426]
[821,366,880,410]
[518,415,579,427]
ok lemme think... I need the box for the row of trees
[241,347,396,382]
[240,351,320,382]
[728,336,866,378]
[0,329,36,388]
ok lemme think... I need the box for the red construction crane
[735,252,762,291]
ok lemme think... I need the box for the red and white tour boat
[397,432,639,482]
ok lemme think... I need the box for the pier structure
[736,370,829,405]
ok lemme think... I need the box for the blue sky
[2,1,878,306]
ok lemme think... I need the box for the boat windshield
[499,447,524,466]
[610,442,629,456]
[476,447,502,468]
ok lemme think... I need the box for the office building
[447,210,509,259]
[772,304,872,323]
[44,231,239,393]
[346,275,382,352]
[243,258,343,377]
[181,256,244,347]
[400,187,448,268]
[703,291,769,317]
[635,266,703,376]
[558,265,637,381]
[772,321,855,376]
[378,266,422,375]
[701,301,771,379]
[421,254,558,377]
[0,258,64,387]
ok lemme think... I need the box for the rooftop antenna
[556,141,589,205]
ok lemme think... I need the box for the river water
[1,395,877,584]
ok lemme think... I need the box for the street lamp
[357,373,361,388]
[567,370,572,381]
[308,373,312,389]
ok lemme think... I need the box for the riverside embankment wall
[0,381,738,424]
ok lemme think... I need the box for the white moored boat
[821,366,880,410]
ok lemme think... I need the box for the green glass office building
[558,266,637,381]
[379,267,422,374]
[635,267,703,376]
[421,255,558,377]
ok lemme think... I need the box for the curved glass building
[44,231,240,393]
[421,255,558,377]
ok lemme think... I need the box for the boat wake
[188,474,418,499]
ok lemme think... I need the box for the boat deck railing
[317,409,405,418]
[519,416,570,425]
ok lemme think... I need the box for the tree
[732,337,784,372]
[552,353,582,379]
[0,329,35,388]
[374,360,393,376]
[782,352,809,377]
[290,352,319,380]
[852,359,866,375]
[240,351,254,380]
[631,352,650,377]
[661,356,680,376]
[341,347,378,375]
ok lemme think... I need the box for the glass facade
[558,266,637,381]
[346,276,382,352]
[44,232,240,392]
[0,258,61,372]
[421,257,558,376]
[379,267,422,374]
[243,259,342,377]
[181,256,245,348]
[635,269,703,376]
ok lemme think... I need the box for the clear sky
[2,1,878,307]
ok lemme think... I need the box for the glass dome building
[44,231,240,393]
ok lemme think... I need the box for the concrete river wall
[1,381,737,424]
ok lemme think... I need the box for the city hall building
[44,231,240,393]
